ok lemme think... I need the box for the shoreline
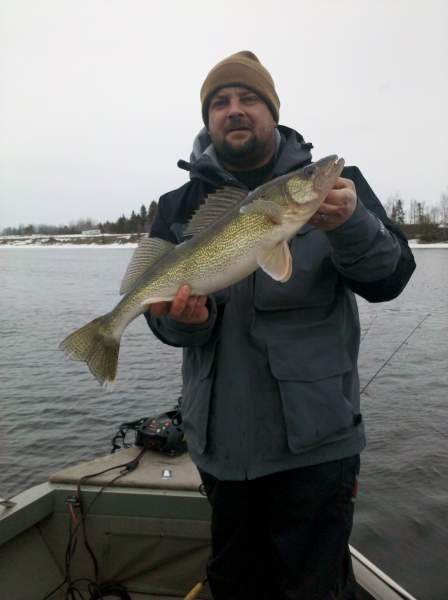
[0,234,140,249]
[1,235,447,249]
[0,243,139,249]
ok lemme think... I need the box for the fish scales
[60,155,345,384]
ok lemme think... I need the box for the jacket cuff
[326,199,388,257]
[146,296,217,347]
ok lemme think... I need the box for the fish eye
[305,165,315,178]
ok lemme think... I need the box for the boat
[0,447,418,600]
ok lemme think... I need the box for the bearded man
[145,51,415,600]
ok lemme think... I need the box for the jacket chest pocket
[254,230,338,310]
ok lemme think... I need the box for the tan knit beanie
[200,50,280,125]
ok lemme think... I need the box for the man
[145,51,415,600]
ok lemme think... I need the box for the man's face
[207,86,277,170]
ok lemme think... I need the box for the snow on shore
[408,240,448,248]
[0,243,139,249]
[0,234,139,249]
[1,235,447,249]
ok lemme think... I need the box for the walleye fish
[60,155,345,384]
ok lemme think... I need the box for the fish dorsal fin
[256,241,292,282]
[185,186,248,237]
[240,198,283,225]
[119,237,175,295]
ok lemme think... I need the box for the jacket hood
[177,125,313,188]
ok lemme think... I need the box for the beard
[211,124,276,171]
[216,134,257,163]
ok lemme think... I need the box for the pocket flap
[267,340,352,382]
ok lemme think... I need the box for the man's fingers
[183,296,199,320]
[181,294,209,321]
[197,295,207,309]
[310,177,357,230]
[170,284,191,319]
[149,301,170,317]
[324,189,355,208]
[314,201,344,217]
[332,177,355,190]
[331,177,348,190]
[196,295,209,317]
[149,285,208,323]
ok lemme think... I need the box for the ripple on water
[1,247,448,599]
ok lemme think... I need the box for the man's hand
[149,284,209,324]
[309,177,357,231]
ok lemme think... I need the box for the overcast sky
[1,0,447,229]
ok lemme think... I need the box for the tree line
[384,190,448,226]
[1,202,158,237]
[2,189,448,238]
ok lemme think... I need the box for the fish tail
[59,314,120,385]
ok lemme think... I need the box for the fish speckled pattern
[60,156,344,384]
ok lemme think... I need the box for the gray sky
[1,0,447,229]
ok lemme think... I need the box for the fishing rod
[360,312,431,395]
[360,312,378,341]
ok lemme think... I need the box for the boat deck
[0,448,416,600]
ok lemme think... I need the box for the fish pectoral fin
[120,237,175,295]
[240,199,283,224]
[256,241,292,282]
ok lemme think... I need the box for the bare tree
[429,206,441,224]
[440,188,448,226]
[384,195,395,218]
[409,199,416,224]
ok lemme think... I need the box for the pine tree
[129,210,138,233]
[148,201,158,229]
[140,204,147,221]
[117,215,127,234]
[391,198,405,224]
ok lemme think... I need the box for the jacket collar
[177,125,313,188]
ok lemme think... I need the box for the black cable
[73,451,146,591]
[41,449,146,600]
[76,470,130,584]
[65,513,77,592]
[88,581,132,600]
[41,579,67,600]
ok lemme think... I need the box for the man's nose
[226,98,244,117]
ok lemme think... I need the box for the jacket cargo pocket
[181,339,217,455]
[267,341,355,453]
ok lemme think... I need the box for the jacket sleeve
[144,297,218,348]
[144,191,219,347]
[326,166,416,302]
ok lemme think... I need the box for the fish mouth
[314,155,345,192]
[319,155,343,173]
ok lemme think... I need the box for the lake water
[0,247,447,599]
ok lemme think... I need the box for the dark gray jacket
[146,126,416,480]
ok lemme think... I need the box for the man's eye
[242,95,258,103]
[211,99,227,109]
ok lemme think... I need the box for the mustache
[225,117,252,132]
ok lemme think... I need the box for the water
[1,247,447,599]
